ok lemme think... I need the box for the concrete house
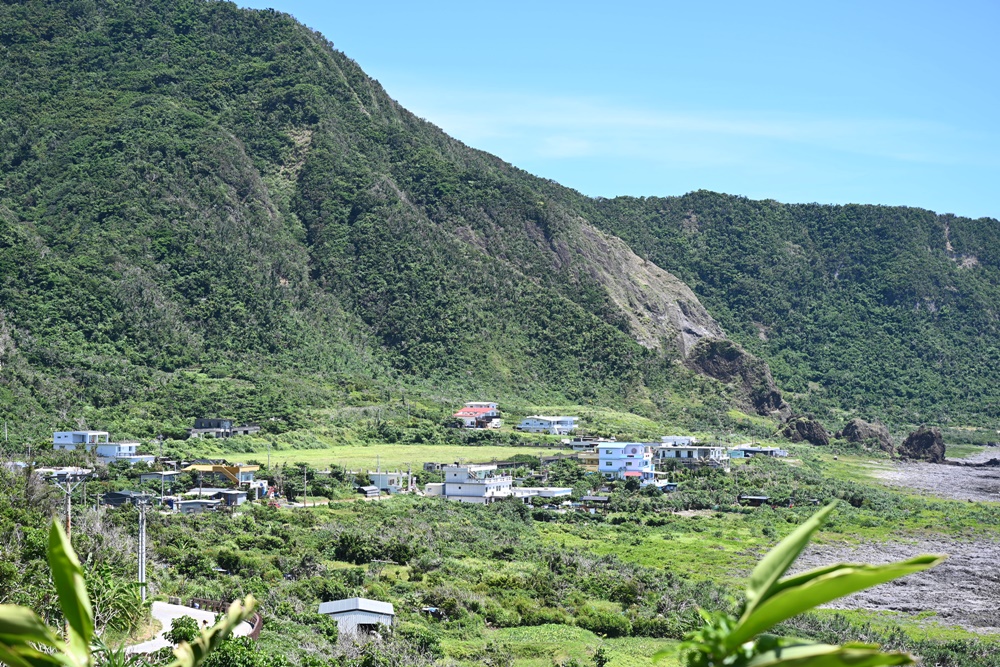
[660,436,698,446]
[189,419,261,439]
[730,445,788,458]
[517,416,578,435]
[452,402,502,429]
[598,443,661,486]
[139,470,184,484]
[317,598,394,635]
[655,444,729,470]
[53,431,154,465]
[426,463,513,504]
[369,471,407,494]
[101,490,153,507]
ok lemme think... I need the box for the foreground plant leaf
[745,641,914,667]
[726,555,944,649]
[47,521,93,667]
[0,606,64,650]
[743,502,837,616]
[168,597,255,667]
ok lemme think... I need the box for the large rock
[685,338,791,419]
[898,426,946,463]
[836,418,894,454]
[780,415,830,446]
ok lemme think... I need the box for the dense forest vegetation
[0,0,740,443]
[589,194,1000,424]
[1,0,998,445]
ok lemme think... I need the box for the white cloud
[394,87,989,169]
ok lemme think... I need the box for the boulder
[898,426,946,463]
[780,415,830,446]
[835,418,894,454]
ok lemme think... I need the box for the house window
[604,462,612,467]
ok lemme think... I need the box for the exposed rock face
[781,415,831,446]
[898,426,946,463]
[573,224,726,356]
[685,338,791,418]
[836,418,894,454]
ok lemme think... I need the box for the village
[16,401,790,516]
[2,401,799,647]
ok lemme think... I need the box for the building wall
[329,611,394,635]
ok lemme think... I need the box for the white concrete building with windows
[598,443,660,485]
[53,431,154,465]
[436,463,513,504]
[516,415,579,435]
[654,444,729,470]
[660,436,698,446]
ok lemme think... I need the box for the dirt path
[871,450,1000,503]
[796,538,1000,634]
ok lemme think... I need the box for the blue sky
[241,0,999,219]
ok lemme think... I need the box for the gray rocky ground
[795,452,1000,633]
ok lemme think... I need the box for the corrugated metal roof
[318,598,395,616]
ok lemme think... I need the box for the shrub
[165,615,201,645]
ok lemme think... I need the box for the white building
[517,416,578,435]
[318,598,394,635]
[660,435,698,446]
[654,444,729,470]
[369,471,408,494]
[598,443,659,485]
[513,487,573,499]
[437,463,513,504]
[53,431,110,449]
[53,431,154,465]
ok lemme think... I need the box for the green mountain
[0,0,996,440]
[590,193,1000,424]
[0,0,750,441]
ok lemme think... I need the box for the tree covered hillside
[589,192,1000,424]
[0,0,735,440]
[2,0,997,438]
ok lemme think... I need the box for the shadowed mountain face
[0,0,746,436]
[1,0,995,436]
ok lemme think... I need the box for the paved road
[127,601,253,654]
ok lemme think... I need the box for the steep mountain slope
[589,192,1000,424]
[0,0,742,439]
[3,0,995,437]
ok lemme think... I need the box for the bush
[164,615,200,645]
[576,609,632,638]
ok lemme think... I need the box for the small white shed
[317,597,395,635]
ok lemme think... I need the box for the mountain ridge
[0,0,997,440]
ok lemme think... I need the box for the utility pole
[303,463,307,507]
[138,499,148,602]
[268,441,272,471]
[48,469,91,536]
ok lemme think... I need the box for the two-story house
[425,463,513,504]
[598,443,658,485]
[452,402,502,429]
[53,431,154,465]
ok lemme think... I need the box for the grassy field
[440,624,680,667]
[219,443,568,469]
